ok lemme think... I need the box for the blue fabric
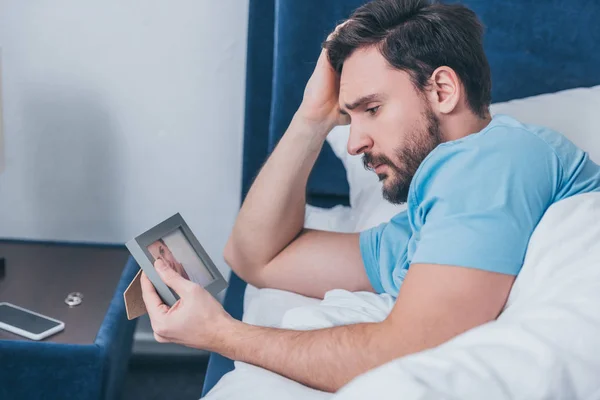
[201,272,247,397]
[241,0,275,199]
[360,115,600,296]
[207,0,600,392]
[0,341,104,400]
[0,254,138,400]
[96,256,140,399]
[270,0,365,200]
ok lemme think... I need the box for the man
[147,239,190,281]
[140,0,600,393]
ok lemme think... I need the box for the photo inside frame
[146,228,214,286]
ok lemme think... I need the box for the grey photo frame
[126,213,228,307]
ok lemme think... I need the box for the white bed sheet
[205,193,600,400]
[206,288,394,400]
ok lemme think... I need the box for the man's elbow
[223,238,247,277]
[322,378,349,394]
[222,237,236,269]
[311,368,367,393]
[223,238,266,286]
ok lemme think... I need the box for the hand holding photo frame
[123,213,227,319]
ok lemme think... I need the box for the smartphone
[0,302,65,340]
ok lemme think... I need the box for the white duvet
[205,193,600,400]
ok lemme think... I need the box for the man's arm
[142,261,515,393]
[224,27,366,297]
[223,115,370,297]
[213,263,514,392]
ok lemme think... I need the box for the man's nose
[347,126,373,156]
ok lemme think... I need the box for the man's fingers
[154,259,196,295]
[319,21,350,70]
[140,272,169,318]
[326,20,351,41]
[321,20,351,67]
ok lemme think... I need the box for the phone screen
[0,304,61,334]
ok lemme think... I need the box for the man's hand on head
[140,259,233,350]
[296,21,352,133]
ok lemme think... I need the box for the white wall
[0,0,249,276]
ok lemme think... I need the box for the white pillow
[304,204,355,233]
[490,85,600,163]
[315,84,600,233]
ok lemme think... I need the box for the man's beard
[363,109,442,204]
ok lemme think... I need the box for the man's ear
[427,66,461,115]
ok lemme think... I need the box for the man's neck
[441,109,492,143]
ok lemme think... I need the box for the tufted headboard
[242,0,600,208]
[202,1,600,396]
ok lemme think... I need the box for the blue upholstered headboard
[242,0,600,208]
[202,1,600,396]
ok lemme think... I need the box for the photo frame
[126,213,228,307]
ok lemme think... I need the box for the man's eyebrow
[341,93,384,114]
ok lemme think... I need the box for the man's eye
[367,106,380,116]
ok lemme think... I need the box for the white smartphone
[0,302,65,341]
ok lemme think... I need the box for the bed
[201,0,600,396]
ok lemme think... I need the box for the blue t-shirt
[360,115,600,296]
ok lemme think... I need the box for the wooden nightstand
[0,240,139,400]
[0,240,129,343]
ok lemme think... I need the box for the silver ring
[65,292,83,307]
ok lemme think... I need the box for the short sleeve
[411,126,561,275]
[360,211,412,294]
[359,223,387,293]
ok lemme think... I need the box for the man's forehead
[339,47,410,103]
[340,48,385,89]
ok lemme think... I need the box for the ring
[65,292,84,307]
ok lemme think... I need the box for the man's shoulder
[442,115,560,157]
[409,116,561,205]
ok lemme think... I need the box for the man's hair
[325,0,491,118]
